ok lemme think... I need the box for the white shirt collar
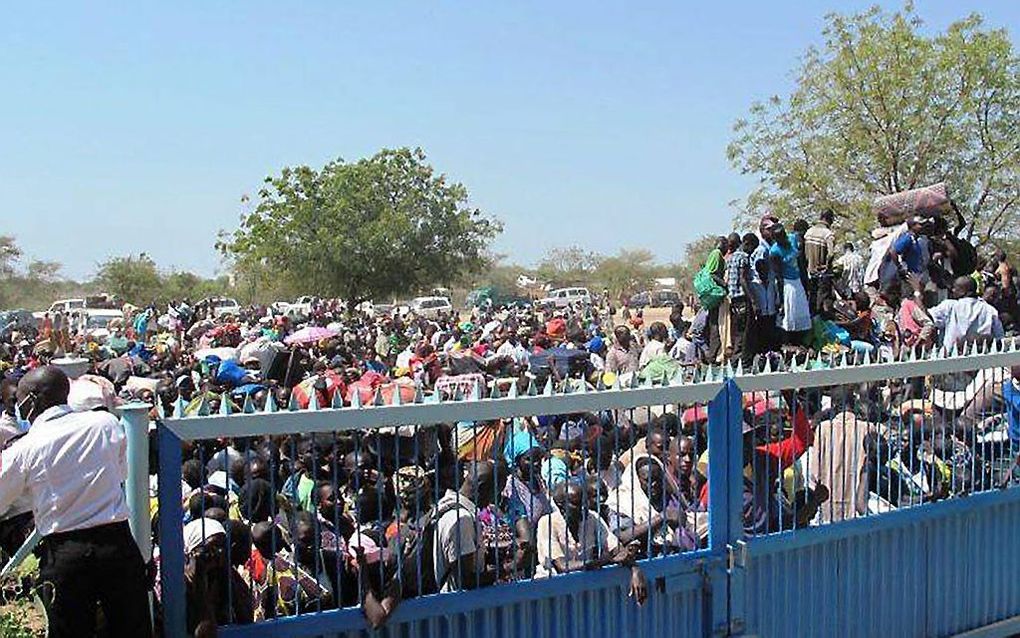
[34,405,73,425]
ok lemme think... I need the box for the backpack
[393,499,466,598]
[694,268,726,310]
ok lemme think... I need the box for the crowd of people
[3,198,1020,635]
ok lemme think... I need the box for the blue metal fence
[156,344,1020,637]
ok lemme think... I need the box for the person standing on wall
[0,366,152,638]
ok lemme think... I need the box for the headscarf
[183,518,225,555]
[393,465,428,498]
[502,418,541,467]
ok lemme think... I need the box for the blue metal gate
[156,346,1020,637]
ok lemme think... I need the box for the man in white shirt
[0,366,152,638]
[533,482,647,604]
[911,275,1004,351]
[432,461,498,593]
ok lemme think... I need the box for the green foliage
[593,248,658,298]
[219,147,502,305]
[728,4,1020,246]
[0,236,82,310]
[94,254,163,304]
[0,601,42,638]
[535,246,603,287]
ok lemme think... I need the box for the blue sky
[3,2,1019,280]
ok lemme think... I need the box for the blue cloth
[769,236,802,281]
[750,241,778,315]
[1003,379,1020,448]
[214,359,250,387]
[893,232,923,274]
[503,422,541,466]
[231,383,266,396]
[541,456,568,487]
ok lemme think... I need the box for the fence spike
[991,339,1001,354]
[332,389,345,409]
[542,377,554,396]
[838,352,848,368]
[287,391,300,411]
[373,387,385,406]
[308,389,319,411]
[242,393,256,414]
[508,380,520,399]
[724,362,734,379]
[669,368,684,385]
[949,343,958,358]
[527,379,537,396]
[174,396,186,419]
[596,375,606,391]
[863,349,872,366]
[578,378,588,393]
[217,392,232,415]
[1009,339,1018,352]
[390,387,402,406]
[197,395,210,417]
[264,393,278,413]
[611,375,622,391]
[490,381,503,399]
[452,385,464,402]
[763,358,772,374]
[471,380,482,401]
[154,400,165,420]
[735,359,745,376]
[630,372,641,388]
[350,389,363,409]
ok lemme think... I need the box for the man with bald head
[0,366,152,637]
[909,273,1003,351]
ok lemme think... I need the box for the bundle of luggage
[874,182,951,227]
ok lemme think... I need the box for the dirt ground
[613,306,674,326]
[0,600,46,637]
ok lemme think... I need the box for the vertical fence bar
[158,424,187,638]
[121,403,153,558]
[707,378,744,636]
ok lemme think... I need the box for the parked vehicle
[538,287,592,309]
[627,289,680,309]
[70,309,124,340]
[201,297,241,318]
[0,309,39,338]
[291,296,321,316]
[411,296,453,319]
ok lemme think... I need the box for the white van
[540,287,592,309]
[411,296,453,319]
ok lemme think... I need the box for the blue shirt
[893,232,923,274]
[769,235,802,281]
[1003,379,1020,448]
[750,241,778,315]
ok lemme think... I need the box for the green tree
[594,248,658,299]
[728,4,1020,246]
[219,148,501,305]
[536,246,604,287]
[95,254,163,305]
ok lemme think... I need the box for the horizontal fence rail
[155,341,1020,638]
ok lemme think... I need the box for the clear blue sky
[4,1,1019,281]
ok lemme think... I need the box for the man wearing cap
[0,365,152,637]
[891,216,932,283]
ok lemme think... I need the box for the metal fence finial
[542,377,554,396]
[242,393,255,414]
[264,393,278,413]
[173,396,185,419]
[350,389,363,409]
[470,380,482,401]
[490,381,503,399]
[373,386,385,406]
[390,386,402,406]
[287,392,300,412]
[197,395,210,417]
[308,388,319,411]
[527,378,537,396]
[508,380,520,398]
[331,389,345,409]
[413,382,425,404]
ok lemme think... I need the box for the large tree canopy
[219,148,502,305]
[728,4,1020,247]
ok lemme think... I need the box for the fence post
[120,403,152,558]
[707,378,744,635]
[158,423,187,638]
